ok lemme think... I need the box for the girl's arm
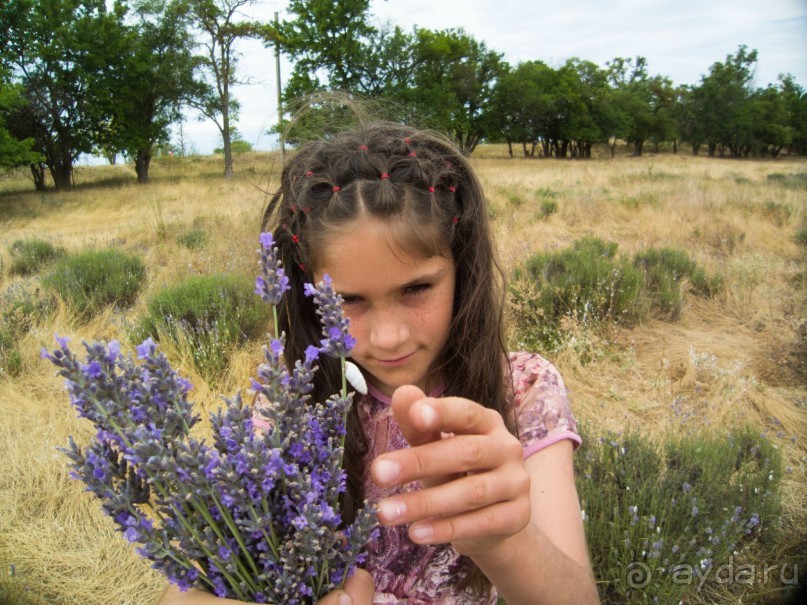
[371,385,600,605]
[158,569,374,605]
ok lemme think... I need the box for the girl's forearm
[470,523,600,605]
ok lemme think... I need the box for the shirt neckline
[366,383,446,405]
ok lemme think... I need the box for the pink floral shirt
[254,352,580,603]
[359,352,581,604]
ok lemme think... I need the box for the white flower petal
[345,361,367,395]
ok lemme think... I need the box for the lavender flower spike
[256,232,290,306]
[305,274,356,358]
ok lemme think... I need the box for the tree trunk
[506,138,513,158]
[49,146,74,190]
[692,143,700,156]
[135,147,152,184]
[633,139,644,156]
[30,163,47,191]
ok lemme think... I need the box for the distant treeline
[1,1,805,192]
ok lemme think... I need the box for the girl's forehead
[314,215,448,268]
[313,217,452,289]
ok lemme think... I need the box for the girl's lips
[375,352,415,368]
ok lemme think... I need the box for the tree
[606,56,677,156]
[0,72,43,172]
[779,74,807,155]
[690,45,759,157]
[98,0,198,183]
[0,0,127,189]
[409,28,505,154]
[279,0,375,92]
[182,0,269,178]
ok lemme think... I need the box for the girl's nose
[368,308,409,350]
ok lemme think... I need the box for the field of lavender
[0,148,804,604]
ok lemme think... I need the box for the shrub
[633,248,722,319]
[516,237,644,343]
[537,198,558,220]
[8,238,64,276]
[795,219,807,250]
[43,249,146,320]
[131,273,271,380]
[176,228,209,250]
[0,281,56,377]
[576,425,782,604]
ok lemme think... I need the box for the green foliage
[7,238,64,276]
[0,280,55,377]
[633,248,723,319]
[213,139,253,154]
[577,424,782,604]
[767,173,807,189]
[0,72,43,170]
[43,249,146,320]
[795,219,807,250]
[131,274,271,380]
[0,0,131,189]
[175,228,209,250]
[514,237,644,346]
[512,239,721,350]
[537,198,558,220]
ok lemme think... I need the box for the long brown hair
[261,121,513,594]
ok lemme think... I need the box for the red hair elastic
[404,137,411,144]
[408,151,417,157]
[358,145,369,151]
[452,216,460,224]
[332,185,341,192]
[380,173,390,180]
[291,234,300,244]
[305,171,313,177]
[449,186,456,193]
[428,186,435,193]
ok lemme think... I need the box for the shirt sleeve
[252,393,272,431]
[508,351,582,459]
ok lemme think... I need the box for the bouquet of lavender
[43,233,377,604]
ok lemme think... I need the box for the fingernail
[339,593,352,605]
[378,499,407,523]
[409,523,433,543]
[420,403,437,427]
[374,459,400,485]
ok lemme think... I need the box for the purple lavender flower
[305,275,356,358]
[46,233,376,604]
[256,232,290,306]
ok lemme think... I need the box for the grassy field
[0,147,805,604]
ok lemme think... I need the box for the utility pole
[275,11,285,164]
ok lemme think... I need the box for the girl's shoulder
[507,351,566,396]
[507,351,581,453]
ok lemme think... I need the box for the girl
[162,122,599,604]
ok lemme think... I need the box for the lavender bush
[43,233,377,604]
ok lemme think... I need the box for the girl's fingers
[376,466,528,526]
[371,432,519,488]
[392,387,504,446]
[315,569,374,605]
[408,498,531,547]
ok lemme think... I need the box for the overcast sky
[173,0,807,155]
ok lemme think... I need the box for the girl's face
[314,217,456,398]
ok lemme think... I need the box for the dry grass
[1,149,805,603]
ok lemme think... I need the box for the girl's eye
[404,283,431,296]
[341,295,364,306]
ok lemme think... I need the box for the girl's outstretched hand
[370,385,532,559]
[158,569,374,605]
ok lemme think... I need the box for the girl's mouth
[376,352,415,368]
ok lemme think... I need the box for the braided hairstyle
[261,122,513,593]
